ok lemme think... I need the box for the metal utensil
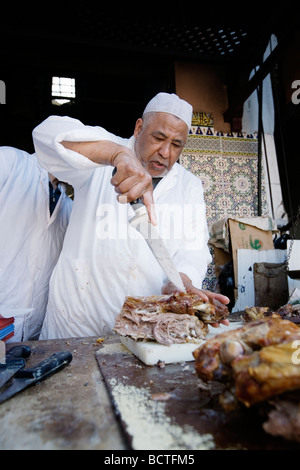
[130,203,186,293]
[6,345,31,361]
[0,351,72,405]
[112,167,186,292]
[0,346,32,389]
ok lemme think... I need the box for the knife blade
[0,346,32,389]
[0,351,72,405]
[130,204,186,293]
[111,167,186,292]
[0,359,26,389]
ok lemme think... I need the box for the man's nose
[158,142,170,158]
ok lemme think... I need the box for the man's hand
[61,140,156,225]
[111,150,156,225]
[161,273,230,327]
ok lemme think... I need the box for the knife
[0,345,32,389]
[6,345,31,361]
[0,351,72,405]
[112,167,186,292]
[129,201,186,293]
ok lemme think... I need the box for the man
[33,93,229,339]
[0,146,73,340]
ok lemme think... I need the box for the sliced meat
[159,292,229,323]
[113,293,223,345]
[113,308,208,346]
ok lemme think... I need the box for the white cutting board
[120,336,202,365]
[120,321,244,365]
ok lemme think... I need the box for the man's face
[133,112,188,177]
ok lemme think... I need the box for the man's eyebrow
[152,131,185,146]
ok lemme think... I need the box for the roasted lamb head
[193,316,300,383]
[193,315,300,443]
[232,340,300,407]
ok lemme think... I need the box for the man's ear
[134,118,143,138]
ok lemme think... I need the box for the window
[51,77,76,106]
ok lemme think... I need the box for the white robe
[33,116,212,339]
[0,146,73,340]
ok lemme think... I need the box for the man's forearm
[61,140,126,166]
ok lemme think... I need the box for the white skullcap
[143,92,193,129]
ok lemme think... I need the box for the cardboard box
[228,218,274,287]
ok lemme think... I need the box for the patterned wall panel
[181,116,270,290]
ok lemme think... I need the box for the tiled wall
[181,119,270,290]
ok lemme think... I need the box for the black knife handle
[111,167,143,205]
[0,358,26,371]
[15,351,72,381]
[6,345,31,361]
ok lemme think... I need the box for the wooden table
[1,334,300,451]
[0,336,127,450]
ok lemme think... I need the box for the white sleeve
[32,116,120,189]
[0,147,20,191]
